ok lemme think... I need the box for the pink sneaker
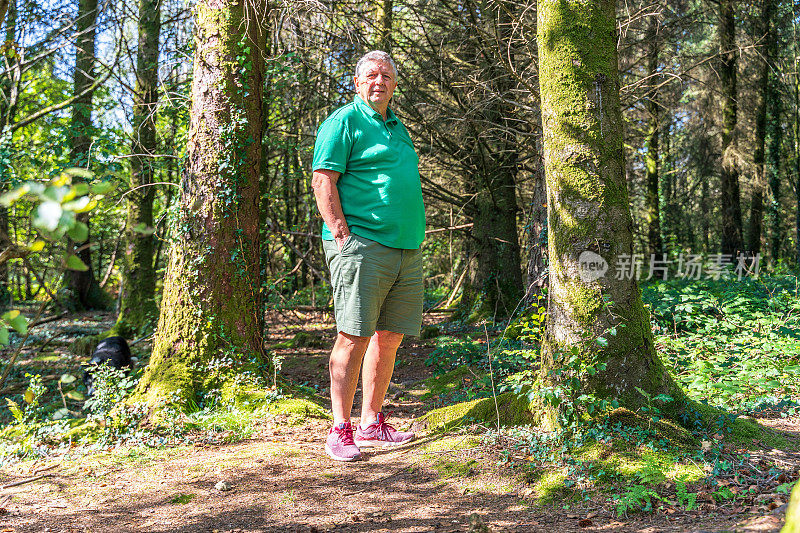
[325,422,362,461]
[354,412,415,447]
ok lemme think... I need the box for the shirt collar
[354,95,398,125]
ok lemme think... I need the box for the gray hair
[355,51,398,79]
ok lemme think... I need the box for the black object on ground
[82,336,132,397]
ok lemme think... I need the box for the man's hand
[311,169,350,250]
[334,233,350,251]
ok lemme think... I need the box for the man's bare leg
[360,330,404,428]
[329,332,371,425]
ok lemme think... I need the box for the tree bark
[644,18,662,258]
[719,0,743,255]
[65,0,109,309]
[747,0,776,255]
[114,0,161,337]
[537,0,681,421]
[134,0,267,409]
[458,0,524,321]
[0,0,16,309]
[375,0,392,52]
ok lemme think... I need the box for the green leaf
[6,398,23,422]
[71,183,90,196]
[52,408,70,420]
[90,181,115,194]
[65,254,89,271]
[67,222,89,242]
[2,310,27,335]
[66,390,85,401]
[133,223,156,236]
[63,168,94,180]
[0,185,28,206]
[596,337,608,347]
[28,240,46,252]
[23,389,34,404]
[32,201,63,232]
[62,196,91,212]
[0,325,8,345]
[59,374,77,385]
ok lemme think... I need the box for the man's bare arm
[311,169,349,250]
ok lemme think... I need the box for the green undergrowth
[642,275,800,412]
[0,361,329,464]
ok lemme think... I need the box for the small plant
[675,481,697,511]
[635,387,674,425]
[614,484,662,517]
[6,373,47,425]
[83,364,137,426]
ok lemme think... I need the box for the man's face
[354,60,396,110]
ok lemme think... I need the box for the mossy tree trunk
[747,0,775,255]
[458,0,524,321]
[65,0,109,310]
[0,0,17,309]
[134,0,267,409]
[537,0,682,417]
[718,0,743,256]
[114,0,161,338]
[644,17,662,258]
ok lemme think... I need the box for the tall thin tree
[65,0,108,309]
[537,0,682,421]
[114,0,161,336]
[719,0,743,255]
[747,0,777,255]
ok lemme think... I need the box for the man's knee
[374,330,404,348]
[333,331,371,353]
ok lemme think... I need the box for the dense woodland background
[0,0,794,327]
[3,1,800,529]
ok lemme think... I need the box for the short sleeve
[312,117,351,173]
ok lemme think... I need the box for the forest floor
[0,309,797,532]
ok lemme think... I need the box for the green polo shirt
[312,95,426,250]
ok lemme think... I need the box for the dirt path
[0,312,794,532]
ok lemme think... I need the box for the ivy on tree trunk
[134,0,267,409]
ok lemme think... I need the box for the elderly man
[311,50,425,462]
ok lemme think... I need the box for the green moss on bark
[132,0,267,411]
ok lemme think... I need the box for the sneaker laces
[374,412,397,440]
[333,423,356,446]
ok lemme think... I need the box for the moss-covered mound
[412,392,537,431]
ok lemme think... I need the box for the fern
[615,484,662,517]
[635,457,667,485]
[675,481,697,511]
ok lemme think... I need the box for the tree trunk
[644,18,662,258]
[0,0,17,309]
[134,0,267,409]
[114,0,161,337]
[765,0,781,262]
[767,70,783,261]
[527,153,548,300]
[375,0,392,52]
[65,0,109,309]
[458,0,524,321]
[747,0,775,255]
[537,0,681,422]
[659,115,673,251]
[719,0,743,256]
